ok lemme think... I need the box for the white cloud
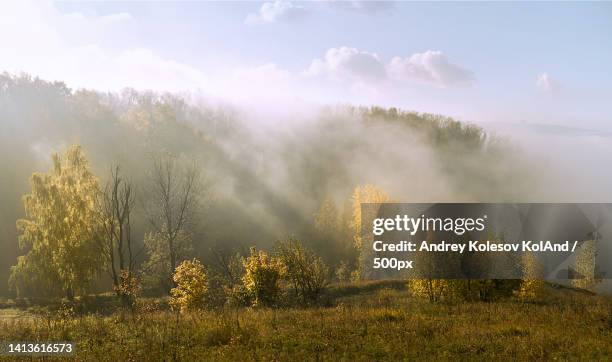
[387,50,473,87]
[0,1,208,92]
[305,47,472,88]
[536,73,560,92]
[0,1,306,100]
[0,1,474,112]
[245,0,307,25]
[305,47,387,83]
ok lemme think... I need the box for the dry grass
[1,282,611,361]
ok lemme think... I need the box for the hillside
[0,74,534,297]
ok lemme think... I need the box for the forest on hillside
[0,73,543,298]
[1,73,610,360]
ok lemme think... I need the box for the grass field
[1,281,611,361]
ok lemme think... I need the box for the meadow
[1,281,611,361]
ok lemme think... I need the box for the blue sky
[1,1,611,129]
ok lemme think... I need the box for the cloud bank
[387,50,474,86]
[6,0,602,129]
[305,47,387,83]
[0,1,474,107]
[306,47,473,88]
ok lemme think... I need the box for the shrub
[276,239,329,305]
[408,279,449,302]
[142,230,193,294]
[169,259,208,312]
[452,279,521,302]
[242,247,285,307]
[114,270,141,310]
[225,284,252,307]
[335,260,352,283]
[207,251,246,307]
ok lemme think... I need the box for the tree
[571,238,600,292]
[98,165,139,305]
[145,153,202,293]
[457,232,496,301]
[314,197,339,237]
[276,239,329,304]
[515,251,547,302]
[351,185,392,251]
[408,279,449,302]
[350,185,391,280]
[313,197,357,279]
[408,231,457,302]
[335,260,351,283]
[10,145,104,299]
[143,230,192,293]
[209,247,245,287]
[170,259,208,312]
[207,248,246,307]
[242,247,285,307]
[114,270,141,310]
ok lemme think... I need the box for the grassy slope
[1,282,611,361]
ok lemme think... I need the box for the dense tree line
[1,73,539,297]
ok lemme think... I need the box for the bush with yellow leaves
[114,270,141,310]
[242,247,285,307]
[408,279,450,302]
[169,259,208,313]
[276,239,329,305]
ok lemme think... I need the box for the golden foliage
[408,279,449,302]
[10,145,103,298]
[571,239,600,292]
[170,259,208,313]
[242,247,285,307]
[351,184,392,250]
[515,252,547,302]
[114,270,141,309]
[314,197,339,236]
[350,184,391,280]
[276,239,329,304]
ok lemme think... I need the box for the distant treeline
[0,73,535,297]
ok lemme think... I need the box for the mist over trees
[0,73,540,297]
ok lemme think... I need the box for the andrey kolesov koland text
[372,239,579,254]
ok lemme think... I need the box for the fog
[1,73,610,296]
[482,122,612,202]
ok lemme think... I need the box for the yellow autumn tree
[571,239,600,292]
[409,231,458,302]
[314,196,353,272]
[314,197,340,236]
[350,184,391,280]
[170,259,208,312]
[409,279,450,302]
[242,247,285,307]
[515,251,547,302]
[10,145,104,299]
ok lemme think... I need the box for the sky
[1,1,611,129]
